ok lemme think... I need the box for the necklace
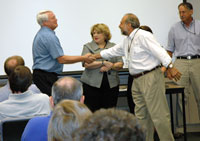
[128,28,140,53]
[99,42,107,49]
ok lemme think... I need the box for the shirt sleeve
[47,34,64,59]
[100,41,124,59]
[142,34,172,67]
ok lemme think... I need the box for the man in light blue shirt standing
[166,2,200,122]
[32,10,95,96]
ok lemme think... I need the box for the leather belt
[132,65,160,79]
[177,55,200,60]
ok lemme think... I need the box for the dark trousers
[83,73,119,112]
[33,69,58,96]
[127,74,135,114]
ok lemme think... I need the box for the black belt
[177,55,200,59]
[132,65,160,79]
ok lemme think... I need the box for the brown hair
[9,66,32,93]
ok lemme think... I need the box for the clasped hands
[100,61,113,72]
[83,53,96,63]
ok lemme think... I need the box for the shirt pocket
[132,45,146,59]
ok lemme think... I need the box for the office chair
[0,117,32,141]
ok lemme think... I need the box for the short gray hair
[36,10,51,26]
[51,76,83,105]
[125,13,140,28]
[48,100,92,141]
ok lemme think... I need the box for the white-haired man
[32,10,95,96]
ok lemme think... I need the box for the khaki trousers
[174,59,200,119]
[132,68,174,141]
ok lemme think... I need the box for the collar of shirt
[128,28,139,40]
[91,40,109,52]
[181,19,195,28]
[41,26,55,34]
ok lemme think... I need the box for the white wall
[188,0,200,20]
[0,0,182,75]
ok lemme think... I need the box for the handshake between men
[82,53,119,72]
[82,53,96,64]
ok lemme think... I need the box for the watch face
[169,64,173,68]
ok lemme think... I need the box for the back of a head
[9,65,32,93]
[4,55,25,76]
[48,100,92,141]
[73,108,145,141]
[51,76,83,105]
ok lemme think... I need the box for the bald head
[4,56,25,76]
[51,77,83,105]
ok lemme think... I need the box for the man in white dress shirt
[94,13,181,141]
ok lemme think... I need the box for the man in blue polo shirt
[32,10,95,96]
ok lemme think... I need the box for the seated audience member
[0,66,50,121]
[73,108,145,141]
[48,100,92,141]
[21,76,85,141]
[0,55,40,102]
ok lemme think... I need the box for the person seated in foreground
[22,76,85,141]
[72,108,145,141]
[48,100,92,141]
[0,66,50,121]
[0,55,40,102]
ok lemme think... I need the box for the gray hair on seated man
[51,76,84,106]
[48,99,92,141]
[73,108,145,141]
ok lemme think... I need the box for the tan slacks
[132,68,174,141]
[174,59,200,119]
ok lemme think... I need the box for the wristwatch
[102,60,104,65]
[168,63,173,69]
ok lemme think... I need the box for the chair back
[0,117,32,141]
